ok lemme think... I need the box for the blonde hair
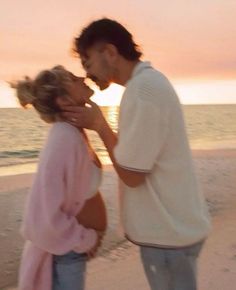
[12,66,71,123]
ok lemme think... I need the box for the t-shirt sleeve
[114,90,169,172]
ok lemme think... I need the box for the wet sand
[1,149,236,289]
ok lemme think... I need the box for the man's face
[80,44,113,90]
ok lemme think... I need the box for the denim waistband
[53,251,88,264]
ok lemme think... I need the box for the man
[63,18,211,290]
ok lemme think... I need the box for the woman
[14,65,107,290]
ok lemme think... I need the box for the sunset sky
[1,0,236,107]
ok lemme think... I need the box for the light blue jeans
[52,251,87,290]
[140,241,204,290]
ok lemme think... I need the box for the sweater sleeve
[21,123,97,255]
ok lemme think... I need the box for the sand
[0,149,236,290]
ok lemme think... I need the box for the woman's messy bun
[13,77,36,108]
[12,66,70,123]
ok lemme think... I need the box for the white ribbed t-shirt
[114,61,211,247]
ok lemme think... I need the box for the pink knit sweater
[18,122,99,290]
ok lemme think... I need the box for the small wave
[0,159,37,167]
[0,150,39,167]
[0,149,39,159]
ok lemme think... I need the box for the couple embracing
[15,18,210,290]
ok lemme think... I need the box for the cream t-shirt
[114,61,211,247]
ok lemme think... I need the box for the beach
[1,149,236,289]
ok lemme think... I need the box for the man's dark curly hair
[74,18,142,61]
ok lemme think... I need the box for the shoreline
[1,147,236,179]
[1,148,236,289]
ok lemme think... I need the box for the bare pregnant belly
[76,192,107,232]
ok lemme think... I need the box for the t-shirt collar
[131,61,152,78]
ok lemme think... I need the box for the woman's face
[57,70,94,107]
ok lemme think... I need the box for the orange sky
[0,0,236,105]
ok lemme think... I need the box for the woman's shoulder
[47,122,84,148]
[51,121,82,137]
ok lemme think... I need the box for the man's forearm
[97,118,146,187]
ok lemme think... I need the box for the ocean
[0,105,236,176]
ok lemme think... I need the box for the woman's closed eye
[69,73,77,82]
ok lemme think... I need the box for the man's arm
[61,100,146,187]
[97,117,146,187]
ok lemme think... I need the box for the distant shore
[1,148,236,289]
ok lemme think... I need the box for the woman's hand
[87,230,105,259]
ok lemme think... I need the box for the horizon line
[1,102,236,109]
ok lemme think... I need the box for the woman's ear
[56,96,74,108]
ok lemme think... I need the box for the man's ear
[105,44,119,63]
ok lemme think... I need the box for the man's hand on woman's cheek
[60,99,105,132]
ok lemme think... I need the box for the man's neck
[115,59,140,86]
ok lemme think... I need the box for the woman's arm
[22,123,99,255]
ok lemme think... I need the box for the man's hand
[62,97,146,187]
[61,97,105,132]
